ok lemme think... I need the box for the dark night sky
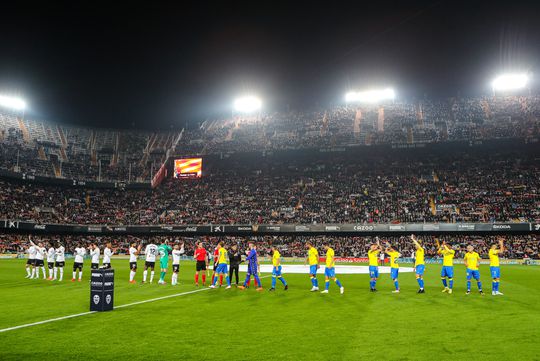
[0,1,539,130]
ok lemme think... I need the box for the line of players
[24,238,117,282]
[366,235,506,296]
[23,234,505,296]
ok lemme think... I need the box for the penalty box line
[0,275,271,334]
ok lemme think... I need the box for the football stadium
[1,2,540,360]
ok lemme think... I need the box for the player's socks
[78,270,82,280]
[467,280,471,291]
[53,267,57,279]
[325,281,330,290]
[31,268,36,278]
[211,273,216,285]
[129,271,136,282]
[195,274,199,284]
[143,270,148,282]
[42,267,46,279]
[225,275,231,286]
[219,274,223,285]
[172,273,177,285]
[59,268,63,281]
[394,280,399,290]
[150,271,155,282]
[492,281,496,292]
[417,278,424,289]
[271,276,277,288]
[49,268,54,279]
[26,267,31,277]
[73,271,77,279]
[202,274,206,284]
[336,279,343,288]
[442,278,448,287]
[279,277,287,286]
[477,281,482,291]
[159,271,165,282]
[449,278,453,289]
[369,280,374,289]
[254,274,261,287]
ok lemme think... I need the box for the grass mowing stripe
[0,275,271,333]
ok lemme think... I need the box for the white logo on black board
[106,294,111,304]
[93,295,100,305]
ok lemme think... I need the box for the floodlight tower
[0,95,26,118]
[491,73,529,96]
[232,95,262,118]
[345,88,395,104]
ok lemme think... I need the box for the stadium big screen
[174,158,202,179]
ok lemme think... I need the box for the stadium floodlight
[0,95,26,110]
[345,88,395,103]
[233,96,262,113]
[491,73,529,92]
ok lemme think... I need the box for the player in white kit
[33,241,47,279]
[129,241,141,284]
[72,245,86,282]
[142,243,158,283]
[46,243,56,280]
[171,242,185,286]
[54,243,65,281]
[102,242,114,269]
[25,241,37,278]
[89,243,100,270]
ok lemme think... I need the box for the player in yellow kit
[321,243,344,294]
[209,243,231,289]
[464,245,484,295]
[269,246,288,291]
[410,235,425,293]
[385,244,401,293]
[489,238,505,296]
[368,239,382,292]
[305,242,320,292]
[437,240,455,294]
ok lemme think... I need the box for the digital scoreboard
[174,158,202,179]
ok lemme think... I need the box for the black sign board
[90,269,115,311]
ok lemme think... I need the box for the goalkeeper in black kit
[228,244,243,286]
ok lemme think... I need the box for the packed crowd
[1,95,539,182]
[1,150,538,225]
[1,234,538,259]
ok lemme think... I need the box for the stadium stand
[0,234,538,259]
[0,148,538,225]
[0,95,539,183]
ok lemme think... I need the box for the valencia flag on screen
[174,158,202,179]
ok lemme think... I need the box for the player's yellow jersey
[440,248,455,267]
[368,249,379,266]
[489,249,500,267]
[415,245,425,266]
[218,247,228,264]
[272,250,281,267]
[308,247,319,265]
[464,251,480,270]
[326,248,335,268]
[387,251,400,268]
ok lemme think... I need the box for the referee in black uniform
[229,244,242,285]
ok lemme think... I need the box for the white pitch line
[0,311,97,333]
[115,287,211,309]
[0,275,272,334]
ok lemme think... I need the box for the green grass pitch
[1,259,539,360]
